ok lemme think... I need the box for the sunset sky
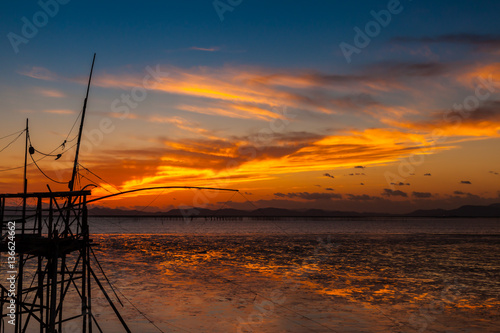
[0,0,499,213]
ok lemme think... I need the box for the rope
[0,116,76,171]
[29,150,68,184]
[28,135,75,158]
[212,190,238,215]
[0,129,25,141]
[114,288,179,333]
[78,163,120,193]
[90,247,124,306]
[136,188,166,214]
[25,132,69,184]
[91,249,191,333]
[0,129,25,153]
[0,143,76,172]
[32,147,61,157]
[65,110,82,142]
[79,173,114,194]
[0,142,76,173]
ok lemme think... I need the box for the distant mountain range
[86,203,500,218]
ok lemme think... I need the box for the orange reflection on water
[84,233,500,332]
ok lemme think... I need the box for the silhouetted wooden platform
[0,234,91,257]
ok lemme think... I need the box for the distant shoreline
[87,214,500,219]
[4,203,500,219]
[86,203,500,218]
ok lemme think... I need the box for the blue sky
[2,1,498,69]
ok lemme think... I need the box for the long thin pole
[69,53,96,191]
[65,55,95,333]
[22,118,28,231]
[16,118,28,333]
[90,267,132,333]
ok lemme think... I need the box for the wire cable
[32,147,61,157]
[28,150,68,184]
[79,173,114,195]
[65,110,82,142]
[78,164,120,193]
[66,133,79,143]
[90,249,189,333]
[0,129,25,153]
[90,247,124,306]
[135,188,166,214]
[0,142,77,173]
[28,134,73,158]
[26,132,76,184]
[0,129,25,141]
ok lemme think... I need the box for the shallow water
[88,216,500,235]
[2,217,499,332]
[88,232,500,332]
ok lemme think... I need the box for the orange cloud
[18,66,59,81]
[147,115,217,138]
[90,64,436,119]
[176,102,285,121]
[388,101,500,138]
[456,63,500,88]
[25,61,495,127]
[394,120,500,138]
[37,88,66,98]
[74,127,449,200]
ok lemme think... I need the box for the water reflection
[86,233,500,332]
[2,218,499,332]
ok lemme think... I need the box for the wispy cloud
[147,115,217,138]
[18,66,59,81]
[390,101,500,138]
[43,109,76,115]
[36,88,66,98]
[274,192,342,200]
[391,182,410,186]
[451,191,479,199]
[346,194,378,201]
[176,102,284,121]
[412,191,432,198]
[381,189,408,197]
[86,61,458,121]
[393,33,500,52]
[188,46,221,52]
